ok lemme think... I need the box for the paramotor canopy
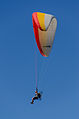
[32,12,57,57]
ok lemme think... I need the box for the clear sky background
[0,0,79,119]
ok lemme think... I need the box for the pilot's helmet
[35,91,37,93]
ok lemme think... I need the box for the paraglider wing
[32,12,57,57]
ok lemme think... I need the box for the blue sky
[0,0,79,119]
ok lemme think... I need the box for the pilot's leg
[33,97,38,100]
[31,98,34,104]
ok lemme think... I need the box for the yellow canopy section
[37,12,46,30]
